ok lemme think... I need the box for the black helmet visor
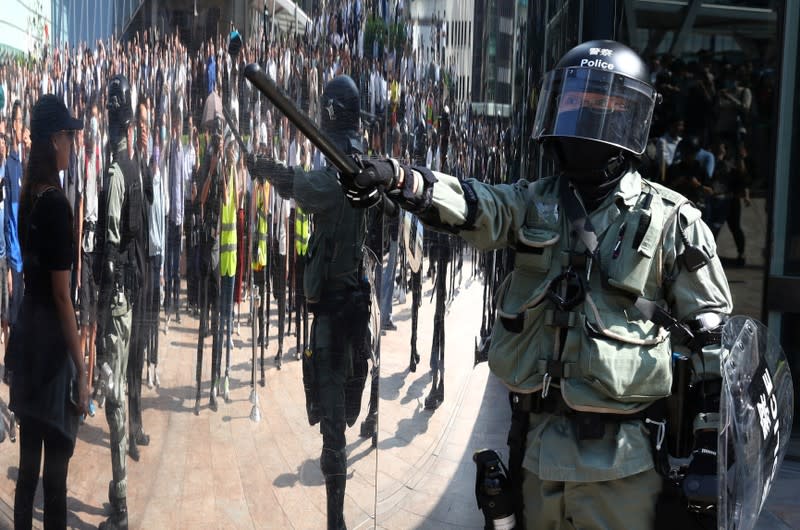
[533,67,657,155]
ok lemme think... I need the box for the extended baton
[243,63,360,178]
[243,64,397,214]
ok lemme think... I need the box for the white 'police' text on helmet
[532,40,657,155]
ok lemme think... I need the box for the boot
[274,348,282,370]
[133,430,150,446]
[128,439,140,462]
[100,484,128,530]
[424,376,444,411]
[409,347,420,372]
[325,476,347,530]
[359,412,377,439]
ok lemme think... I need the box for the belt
[308,290,351,315]
[510,389,570,415]
[509,390,651,440]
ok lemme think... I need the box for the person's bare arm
[51,269,88,415]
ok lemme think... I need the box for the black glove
[246,153,294,197]
[338,157,400,209]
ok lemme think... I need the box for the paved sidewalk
[0,197,796,529]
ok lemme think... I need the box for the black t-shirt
[14,187,73,388]
[20,188,74,298]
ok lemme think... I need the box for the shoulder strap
[557,176,694,344]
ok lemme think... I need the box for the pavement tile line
[0,197,784,530]
[376,278,482,524]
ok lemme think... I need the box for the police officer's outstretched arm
[247,153,342,215]
[246,154,295,201]
[345,158,529,251]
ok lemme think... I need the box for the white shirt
[270,190,290,257]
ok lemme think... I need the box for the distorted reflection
[0,0,786,529]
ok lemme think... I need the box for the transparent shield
[719,316,794,530]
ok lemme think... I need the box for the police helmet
[107,74,133,145]
[321,75,363,154]
[532,40,657,156]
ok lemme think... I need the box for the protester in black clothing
[667,137,712,207]
[9,95,88,530]
[707,140,752,265]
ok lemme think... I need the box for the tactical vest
[295,206,310,257]
[303,168,366,304]
[220,166,237,277]
[96,144,145,283]
[487,172,698,414]
[252,182,269,270]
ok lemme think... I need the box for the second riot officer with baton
[247,75,372,530]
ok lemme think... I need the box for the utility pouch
[302,343,320,426]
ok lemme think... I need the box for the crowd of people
[642,50,775,265]
[0,0,517,526]
[0,1,767,527]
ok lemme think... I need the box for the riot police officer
[248,75,372,530]
[343,41,733,529]
[96,74,147,530]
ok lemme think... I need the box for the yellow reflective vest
[220,167,237,277]
[252,182,269,270]
[295,206,309,257]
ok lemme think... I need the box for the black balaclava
[550,137,629,212]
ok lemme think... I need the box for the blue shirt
[4,149,23,272]
[696,148,715,180]
[207,56,217,95]
[0,164,5,259]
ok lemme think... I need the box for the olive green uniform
[418,169,732,528]
[99,141,136,503]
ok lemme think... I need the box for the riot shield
[718,316,794,530]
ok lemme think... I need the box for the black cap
[31,94,83,143]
